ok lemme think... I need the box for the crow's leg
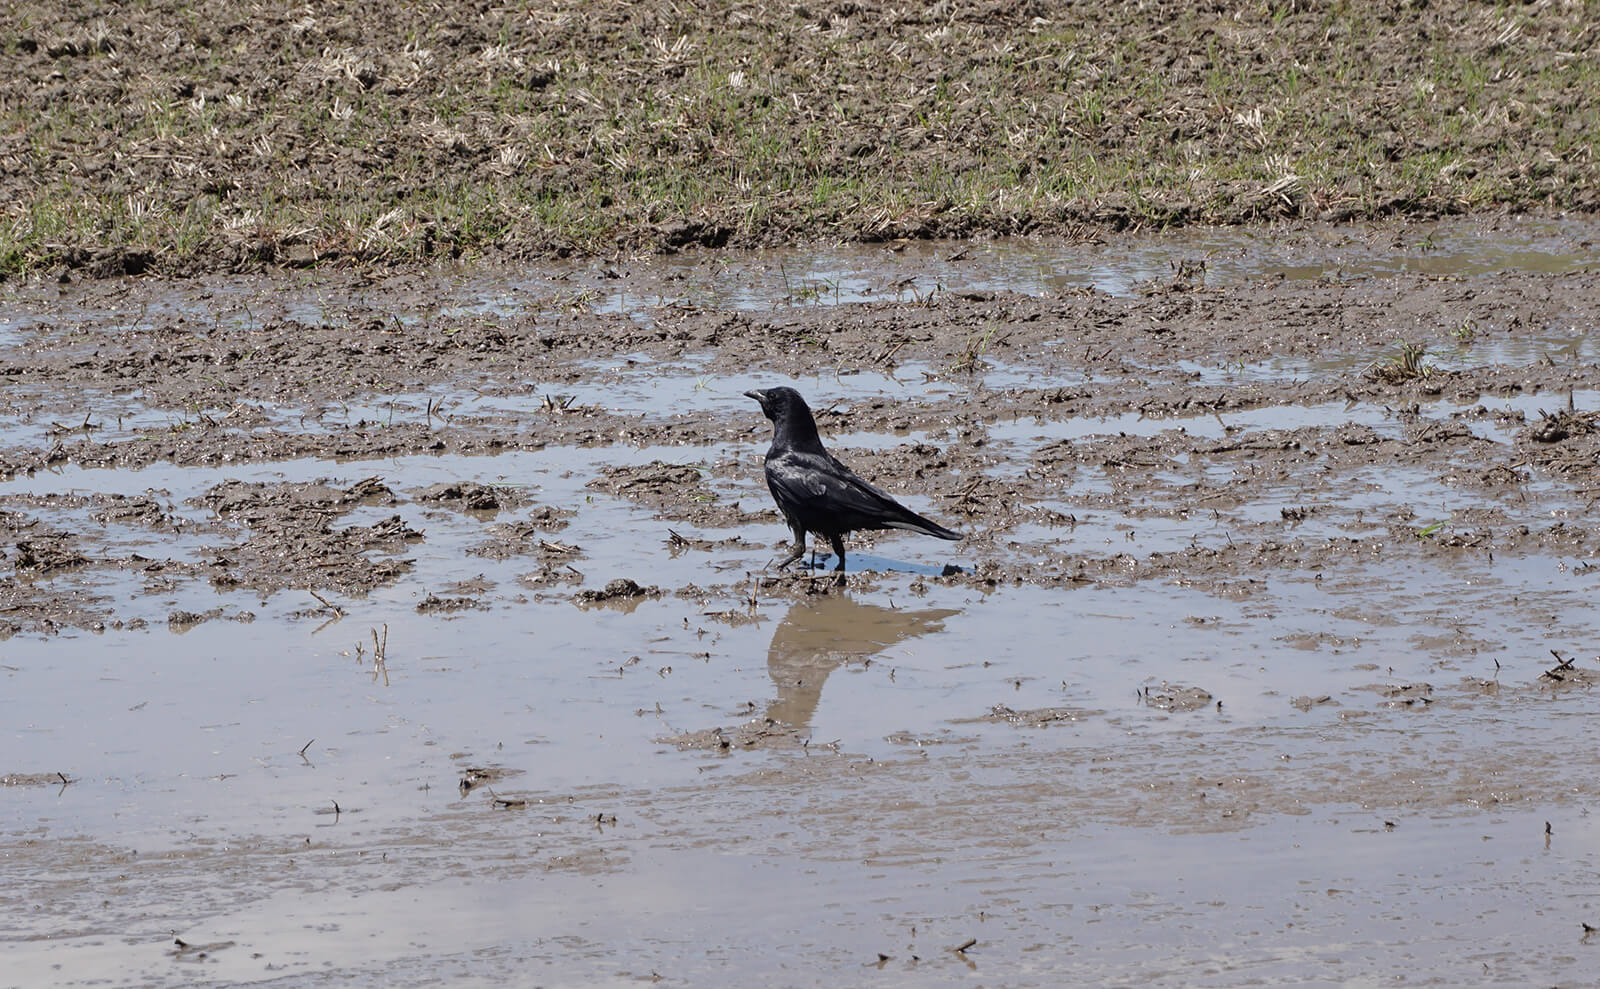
[773,526,807,569]
[828,534,848,585]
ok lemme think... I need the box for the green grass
[1,0,1597,275]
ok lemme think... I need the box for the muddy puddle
[6,218,1600,986]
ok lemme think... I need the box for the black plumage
[746,386,962,572]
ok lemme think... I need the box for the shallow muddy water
[5,218,1600,986]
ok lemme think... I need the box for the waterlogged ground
[6,218,1600,986]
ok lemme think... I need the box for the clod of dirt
[665,529,747,554]
[661,719,807,752]
[457,765,521,794]
[12,535,87,574]
[1356,682,1434,708]
[979,704,1097,727]
[1,772,71,787]
[469,516,578,560]
[591,462,710,502]
[197,476,394,514]
[186,479,420,595]
[577,578,660,603]
[167,607,228,630]
[1528,409,1598,443]
[89,494,174,529]
[414,481,528,513]
[415,594,487,614]
[1143,685,1215,711]
[1289,695,1339,711]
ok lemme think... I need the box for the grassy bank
[3,0,1597,275]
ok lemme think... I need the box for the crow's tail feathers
[885,515,963,541]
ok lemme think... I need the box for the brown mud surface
[6,221,1600,986]
[4,221,1600,625]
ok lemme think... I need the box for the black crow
[746,386,962,572]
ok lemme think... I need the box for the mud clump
[191,477,420,596]
[592,462,710,501]
[415,594,487,614]
[980,704,1098,727]
[11,534,87,574]
[662,719,808,753]
[414,481,529,513]
[1,772,72,787]
[1143,685,1215,712]
[469,509,577,561]
[167,607,253,631]
[1527,408,1598,444]
[1356,683,1434,709]
[577,578,660,604]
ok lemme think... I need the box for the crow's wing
[766,449,959,539]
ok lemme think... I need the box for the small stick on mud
[370,625,390,686]
[56,771,71,786]
[309,590,344,616]
[299,738,315,757]
[953,938,977,954]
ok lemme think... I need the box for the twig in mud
[299,738,315,757]
[953,938,977,954]
[487,789,527,809]
[872,338,909,366]
[309,589,345,616]
[56,771,71,786]
[947,478,984,509]
[370,625,390,686]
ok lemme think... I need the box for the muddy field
[6,0,1599,272]
[4,218,1600,985]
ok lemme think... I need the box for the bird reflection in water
[764,593,960,730]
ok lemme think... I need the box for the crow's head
[744,386,810,424]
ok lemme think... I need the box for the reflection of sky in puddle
[5,217,1594,349]
[553,215,1599,313]
[8,455,1600,988]
[982,390,1583,459]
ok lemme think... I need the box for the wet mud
[5,219,1600,986]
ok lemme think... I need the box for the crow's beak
[743,389,766,403]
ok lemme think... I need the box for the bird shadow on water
[764,592,960,730]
